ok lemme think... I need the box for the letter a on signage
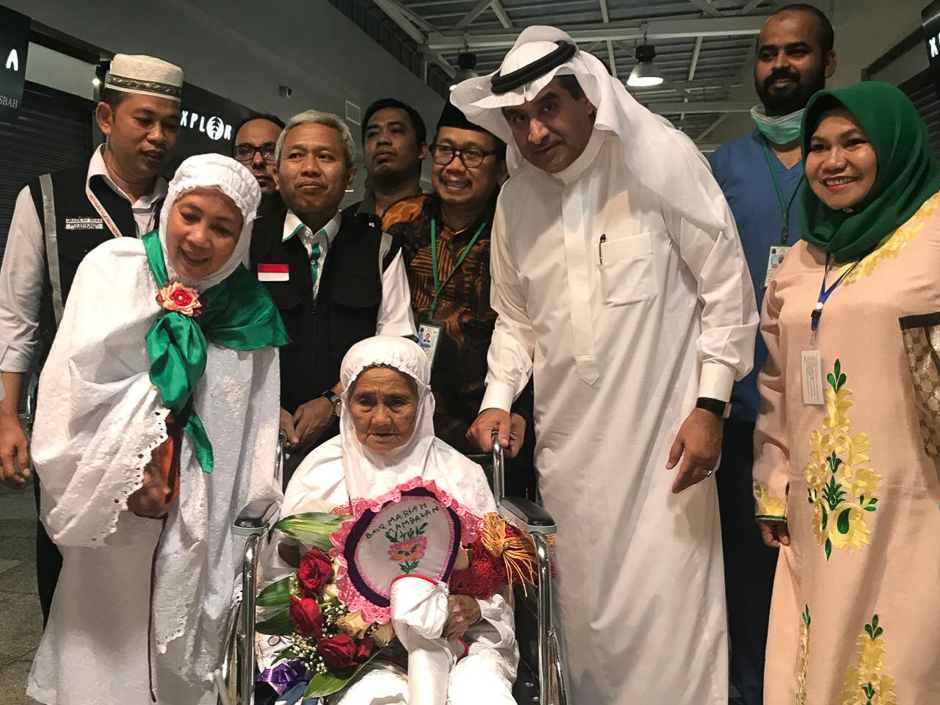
[5,49,18,72]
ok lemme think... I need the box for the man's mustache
[764,69,800,89]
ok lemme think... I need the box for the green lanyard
[760,138,804,245]
[430,218,486,316]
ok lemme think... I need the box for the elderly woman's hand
[442,594,482,642]
[127,464,173,519]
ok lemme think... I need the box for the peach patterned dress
[754,191,940,705]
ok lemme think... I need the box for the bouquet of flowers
[254,511,394,701]
[255,492,549,703]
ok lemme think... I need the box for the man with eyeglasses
[232,113,286,217]
[382,101,535,496]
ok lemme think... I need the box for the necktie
[300,227,329,300]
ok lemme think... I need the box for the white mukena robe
[26,170,281,703]
[452,27,759,704]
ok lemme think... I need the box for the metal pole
[491,430,505,505]
[240,535,260,705]
[534,533,552,705]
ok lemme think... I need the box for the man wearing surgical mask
[708,5,836,704]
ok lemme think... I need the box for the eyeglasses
[429,143,500,169]
[234,142,277,163]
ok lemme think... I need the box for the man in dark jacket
[250,109,415,483]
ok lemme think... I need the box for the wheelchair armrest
[499,496,556,534]
[233,498,279,537]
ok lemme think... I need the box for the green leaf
[874,627,883,639]
[865,506,877,512]
[868,497,878,505]
[802,604,811,626]
[834,359,841,379]
[279,647,298,661]
[837,508,852,535]
[825,538,832,560]
[827,372,837,390]
[257,576,293,607]
[257,608,294,635]
[838,373,846,389]
[821,505,828,531]
[304,650,383,697]
[275,512,350,551]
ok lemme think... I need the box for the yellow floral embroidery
[804,360,880,560]
[796,605,811,705]
[754,481,787,519]
[837,615,898,705]
[840,191,940,286]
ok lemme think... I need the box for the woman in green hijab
[753,81,940,705]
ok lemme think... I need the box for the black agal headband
[490,41,578,95]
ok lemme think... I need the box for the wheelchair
[218,433,568,705]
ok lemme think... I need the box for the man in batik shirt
[383,101,534,496]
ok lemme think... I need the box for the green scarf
[143,231,289,473]
[800,81,940,263]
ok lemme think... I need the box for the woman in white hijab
[27,154,287,705]
[282,335,517,705]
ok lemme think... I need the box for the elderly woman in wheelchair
[260,335,520,704]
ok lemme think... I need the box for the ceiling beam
[687,0,722,17]
[598,0,618,79]
[425,15,766,51]
[372,0,455,78]
[491,0,513,29]
[454,0,513,30]
[646,100,752,113]
[739,0,766,13]
[455,0,493,30]
[688,36,703,81]
[695,114,730,143]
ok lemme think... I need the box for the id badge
[418,322,442,369]
[801,350,825,405]
[764,245,791,288]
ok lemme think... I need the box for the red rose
[297,548,332,597]
[289,596,323,638]
[317,633,357,669]
[354,636,373,662]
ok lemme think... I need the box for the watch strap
[696,396,730,418]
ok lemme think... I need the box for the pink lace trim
[330,477,482,624]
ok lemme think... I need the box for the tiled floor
[0,480,43,704]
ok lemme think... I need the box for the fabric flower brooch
[156,282,203,317]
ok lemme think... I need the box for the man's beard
[755,66,826,116]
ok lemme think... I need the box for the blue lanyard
[811,254,860,332]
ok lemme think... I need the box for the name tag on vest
[258,263,289,282]
[64,217,104,231]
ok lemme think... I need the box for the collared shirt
[281,210,415,337]
[0,146,168,373]
[709,129,805,422]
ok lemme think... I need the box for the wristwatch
[321,389,342,417]
[695,397,730,419]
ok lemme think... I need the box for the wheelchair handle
[491,429,505,506]
[275,431,286,486]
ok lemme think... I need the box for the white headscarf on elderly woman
[29,154,286,705]
[284,335,495,517]
[281,337,517,705]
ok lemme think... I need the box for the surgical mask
[751,105,804,145]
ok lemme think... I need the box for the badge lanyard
[85,180,157,239]
[761,139,804,244]
[801,254,860,405]
[429,218,486,316]
[811,254,860,334]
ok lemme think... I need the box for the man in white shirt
[0,54,183,624]
[249,110,415,483]
[456,27,758,704]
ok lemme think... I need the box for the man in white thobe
[455,27,758,704]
